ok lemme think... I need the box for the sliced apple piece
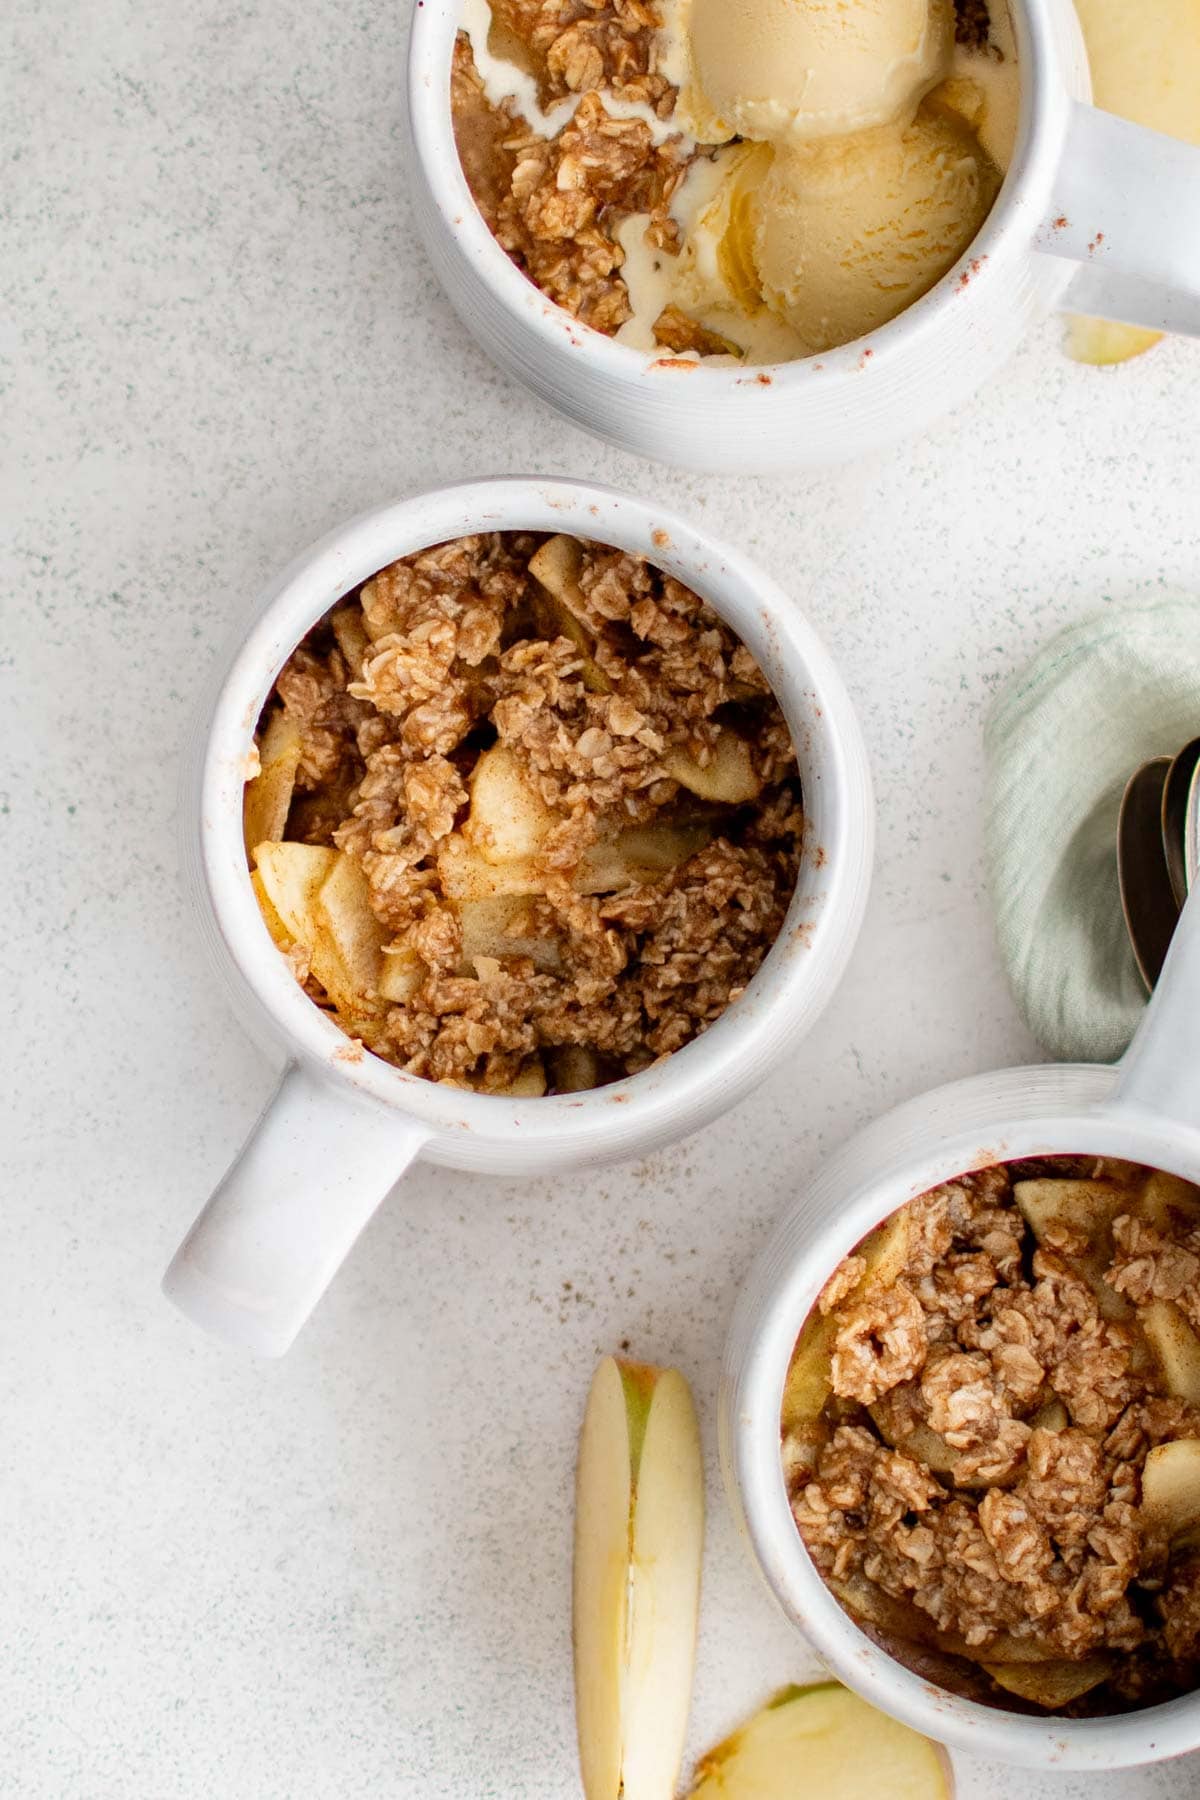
[313,851,387,1009]
[254,841,379,1013]
[529,534,611,693]
[330,605,370,674]
[378,948,423,1005]
[686,1683,952,1800]
[578,820,714,893]
[464,745,558,866]
[783,1214,912,1475]
[1014,1177,1131,1318]
[1065,317,1163,367]
[1067,0,1200,365]
[458,893,563,974]
[666,731,761,805]
[250,868,295,955]
[550,1045,602,1093]
[529,533,586,614]
[438,834,542,901]
[781,1313,835,1447]
[857,1210,912,1290]
[498,1057,547,1098]
[1030,1397,1069,1433]
[984,1658,1112,1709]
[1134,1170,1200,1232]
[574,1356,703,1800]
[1143,1302,1200,1404]
[869,1411,961,1479]
[253,842,337,944]
[243,709,303,855]
[1013,1178,1127,1245]
[1141,1438,1200,1543]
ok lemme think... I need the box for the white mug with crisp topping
[407,0,1200,471]
[723,888,1200,1767]
[164,478,873,1356]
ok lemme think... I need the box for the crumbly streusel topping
[785,1158,1200,1715]
[252,531,801,1093]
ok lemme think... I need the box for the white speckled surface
[4,0,1200,1793]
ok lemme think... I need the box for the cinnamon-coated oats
[784,1159,1200,1714]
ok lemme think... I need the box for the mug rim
[197,475,873,1157]
[407,0,1060,389]
[727,1067,1200,1768]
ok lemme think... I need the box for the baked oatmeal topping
[783,1159,1200,1714]
[244,531,801,1095]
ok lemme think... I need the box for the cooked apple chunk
[1142,1439,1200,1544]
[984,1658,1112,1708]
[243,709,302,854]
[464,744,557,866]
[1143,1303,1200,1404]
[666,730,761,805]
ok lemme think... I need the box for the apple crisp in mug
[243,530,802,1095]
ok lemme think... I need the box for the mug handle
[163,1064,432,1356]
[1112,891,1200,1131]
[1036,101,1200,335]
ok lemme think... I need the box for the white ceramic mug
[407,0,1200,472]
[164,477,873,1356]
[722,889,1200,1768]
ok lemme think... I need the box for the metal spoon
[1186,755,1200,891]
[1118,756,1178,992]
[1161,735,1200,909]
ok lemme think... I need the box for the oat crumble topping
[245,532,801,1094]
[783,1158,1200,1714]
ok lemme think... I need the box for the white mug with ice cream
[408,0,1200,470]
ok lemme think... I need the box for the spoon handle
[1114,889,1200,1132]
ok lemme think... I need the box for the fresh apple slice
[1141,1438,1200,1542]
[464,745,558,866]
[1142,1302,1200,1403]
[1066,317,1164,367]
[243,709,303,855]
[574,1356,703,1800]
[686,1683,952,1800]
[1067,0,1200,364]
[984,1658,1112,1708]
[666,731,761,805]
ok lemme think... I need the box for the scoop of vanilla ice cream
[678,0,955,143]
[752,104,1000,350]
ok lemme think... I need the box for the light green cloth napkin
[984,600,1200,1065]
